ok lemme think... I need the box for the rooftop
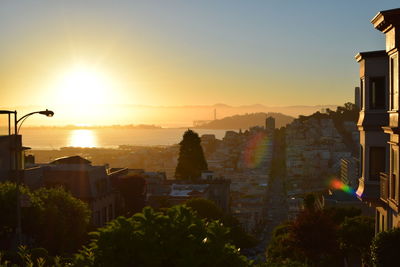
[371,8,400,32]
[50,155,91,165]
[355,50,387,62]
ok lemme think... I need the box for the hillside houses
[286,114,357,196]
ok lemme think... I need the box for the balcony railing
[380,172,389,201]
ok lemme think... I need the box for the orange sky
[1,1,398,126]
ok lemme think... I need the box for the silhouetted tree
[339,216,374,266]
[267,207,368,266]
[291,210,340,266]
[175,129,208,181]
[0,182,91,255]
[73,206,249,267]
[186,198,223,220]
[0,182,41,250]
[267,210,341,266]
[186,198,257,249]
[266,222,304,264]
[371,228,400,267]
[323,206,361,225]
[263,259,308,267]
[33,187,91,255]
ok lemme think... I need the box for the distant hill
[8,103,337,128]
[194,112,295,130]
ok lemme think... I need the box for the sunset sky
[1,1,399,126]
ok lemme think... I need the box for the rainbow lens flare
[329,178,355,195]
[243,132,271,168]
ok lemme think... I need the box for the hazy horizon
[1,1,398,126]
[0,103,338,128]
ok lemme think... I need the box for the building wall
[0,135,22,182]
[369,8,400,232]
[24,159,117,228]
[359,131,389,183]
[91,193,115,227]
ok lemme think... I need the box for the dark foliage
[339,216,374,266]
[291,210,340,266]
[323,206,361,225]
[371,228,400,267]
[0,182,40,250]
[33,187,91,254]
[266,222,303,264]
[0,182,91,255]
[175,130,208,181]
[73,206,250,267]
[185,198,223,220]
[267,206,374,266]
[186,198,258,249]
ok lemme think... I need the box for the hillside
[194,112,294,130]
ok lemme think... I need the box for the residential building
[355,87,361,110]
[285,116,352,194]
[0,135,23,182]
[146,177,231,213]
[340,157,359,190]
[354,50,389,205]
[371,8,400,231]
[24,156,116,227]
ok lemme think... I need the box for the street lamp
[0,109,54,246]
[17,109,54,134]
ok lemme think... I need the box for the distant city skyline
[1,1,399,125]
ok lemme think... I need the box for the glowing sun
[56,64,112,105]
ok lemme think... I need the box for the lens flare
[329,178,356,195]
[243,132,271,168]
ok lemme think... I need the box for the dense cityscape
[1,3,400,267]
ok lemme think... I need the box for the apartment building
[356,8,400,231]
[24,156,116,227]
[354,50,389,205]
[372,8,400,231]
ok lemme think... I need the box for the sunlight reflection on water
[21,128,230,149]
[68,129,98,147]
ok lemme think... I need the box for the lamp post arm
[16,110,54,134]
[17,112,40,135]
[16,111,40,124]
[17,116,32,135]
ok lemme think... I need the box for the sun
[46,62,121,124]
[56,63,112,105]
[44,62,129,125]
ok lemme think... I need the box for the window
[391,56,398,110]
[369,77,386,109]
[382,214,385,231]
[360,145,364,178]
[376,210,381,232]
[369,147,385,181]
[393,148,398,202]
[360,77,365,110]
[393,148,398,176]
